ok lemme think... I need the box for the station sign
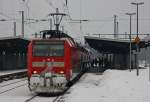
[134,36,140,44]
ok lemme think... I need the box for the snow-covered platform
[64,68,150,102]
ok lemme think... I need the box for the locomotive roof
[31,37,77,47]
[32,30,89,49]
[40,30,73,39]
[31,30,79,47]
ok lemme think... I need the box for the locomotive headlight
[33,71,38,74]
[59,71,64,74]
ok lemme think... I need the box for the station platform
[0,37,30,71]
[0,69,27,76]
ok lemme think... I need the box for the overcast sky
[0,0,149,40]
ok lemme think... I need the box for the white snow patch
[0,68,150,102]
[65,68,150,102]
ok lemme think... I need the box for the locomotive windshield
[33,41,64,57]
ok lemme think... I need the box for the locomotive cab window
[33,41,64,57]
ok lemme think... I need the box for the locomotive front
[28,39,68,93]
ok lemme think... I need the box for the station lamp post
[131,2,144,37]
[125,13,136,72]
[131,2,144,76]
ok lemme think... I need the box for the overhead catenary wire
[59,0,74,34]
[68,17,150,23]
[44,0,56,10]
[23,0,30,24]
[120,18,150,21]
[60,0,72,20]
[0,12,13,19]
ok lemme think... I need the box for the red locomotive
[27,30,91,93]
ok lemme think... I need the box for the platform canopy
[0,36,30,53]
[85,36,149,54]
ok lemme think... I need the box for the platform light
[131,1,144,76]
[125,12,136,72]
[131,2,144,37]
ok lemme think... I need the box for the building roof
[85,36,149,54]
[0,36,30,53]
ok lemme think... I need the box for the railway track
[0,71,27,83]
[24,93,66,102]
[0,83,27,94]
[0,78,27,88]
[0,78,27,94]
[52,95,66,102]
[24,94,38,102]
[24,70,86,102]
[24,87,69,102]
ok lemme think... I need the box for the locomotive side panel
[64,40,72,81]
[71,46,87,80]
[27,42,32,77]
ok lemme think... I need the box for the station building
[85,36,149,70]
[0,37,30,70]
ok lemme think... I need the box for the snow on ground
[0,67,150,102]
[0,80,57,102]
[65,68,150,102]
